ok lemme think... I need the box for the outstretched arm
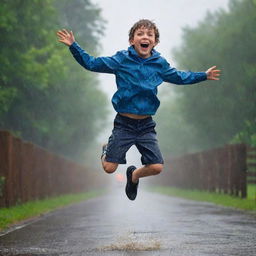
[56,28,119,74]
[206,66,221,80]
[161,60,221,85]
[56,29,75,46]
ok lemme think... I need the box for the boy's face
[129,27,158,59]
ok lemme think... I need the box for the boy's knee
[149,164,163,175]
[103,162,118,174]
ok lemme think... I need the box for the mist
[91,0,230,175]
[92,0,229,96]
[1,0,253,178]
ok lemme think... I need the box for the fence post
[13,137,22,205]
[207,149,216,192]
[20,141,28,203]
[0,131,12,207]
[238,144,247,198]
[233,144,240,197]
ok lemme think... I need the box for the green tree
[157,0,256,156]
[0,0,108,162]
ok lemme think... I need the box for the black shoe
[125,165,139,201]
[101,144,108,159]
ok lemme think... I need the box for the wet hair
[129,19,160,43]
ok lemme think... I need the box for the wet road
[0,188,256,256]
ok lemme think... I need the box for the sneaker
[125,165,139,201]
[101,144,108,159]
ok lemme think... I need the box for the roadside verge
[149,185,256,212]
[0,190,104,232]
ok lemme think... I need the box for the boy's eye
[135,30,155,38]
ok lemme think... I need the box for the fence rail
[153,144,247,198]
[247,146,256,184]
[0,130,106,208]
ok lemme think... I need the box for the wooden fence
[153,144,247,198]
[0,130,107,208]
[247,146,256,184]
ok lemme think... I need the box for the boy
[57,19,220,201]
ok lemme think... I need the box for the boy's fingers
[57,35,65,41]
[57,29,73,39]
[56,35,64,40]
[57,31,66,37]
[57,30,65,34]
[57,29,68,38]
[63,29,70,35]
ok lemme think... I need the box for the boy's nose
[142,35,149,39]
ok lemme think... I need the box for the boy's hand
[56,29,75,46]
[206,66,221,80]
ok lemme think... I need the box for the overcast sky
[89,0,230,169]
[91,0,229,97]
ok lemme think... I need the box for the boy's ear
[129,39,134,45]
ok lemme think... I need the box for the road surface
[0,188,256,256]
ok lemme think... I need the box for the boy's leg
[125,164,163,200]
[101,144,118,173]
[131,164,163,183]
[133,118,164,182]
[125,118,164,200]
[101,154,119,173]
[100,113,135,174]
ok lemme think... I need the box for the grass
[1,186,255,232]
[150,184,256,211]
[0,190,103,231]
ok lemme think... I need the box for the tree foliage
[0,0,108,162]
[157,0,256,157]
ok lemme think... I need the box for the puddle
[99,231,162,251]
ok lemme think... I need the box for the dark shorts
[105,113,164,165]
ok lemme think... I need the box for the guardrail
[0,130,106,208]
[154,144,247,198]
[247,146,256,184]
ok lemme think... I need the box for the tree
[157,0,256,156]
[0,0,108,162]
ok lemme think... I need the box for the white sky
[90,0,230,168]
[91,0,230,98]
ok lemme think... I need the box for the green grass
[247,184,256,200]
[150,184,256,211]
[0,190,103,231]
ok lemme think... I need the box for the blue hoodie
[69,42,207,115]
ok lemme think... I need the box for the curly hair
[129,19,160,43]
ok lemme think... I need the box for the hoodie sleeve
[160,59,207,85]
[69,42,120,74]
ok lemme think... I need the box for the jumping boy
[57,19,220,201]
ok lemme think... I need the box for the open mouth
[140,43,149,49]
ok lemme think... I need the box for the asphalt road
[0,188,256,256]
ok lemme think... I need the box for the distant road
[0,188,256,256]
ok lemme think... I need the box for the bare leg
[132,164,163,183]
[101,155,118,174]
